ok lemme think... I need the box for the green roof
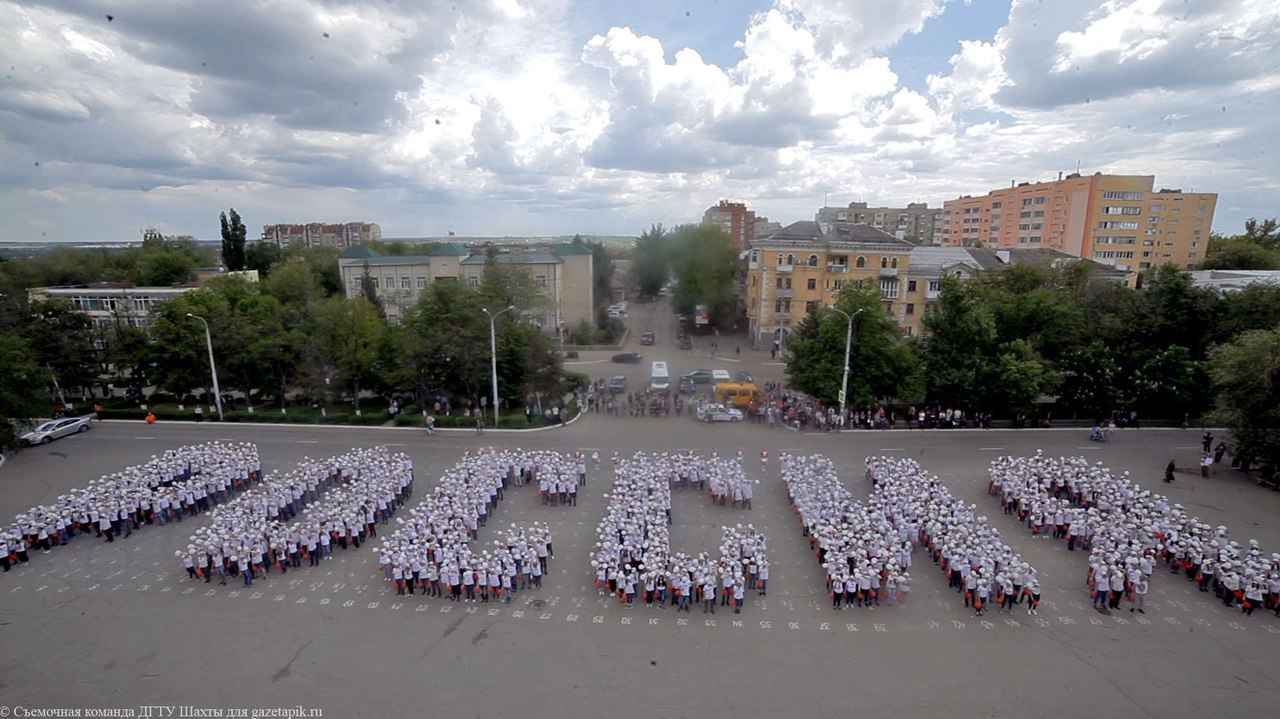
[428,242,470,256]
[460,253,563,265]
[552,240,593,256]
[353,255,433,266]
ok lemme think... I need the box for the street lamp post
[829,306,863,427]
[186,313,224,421]
[482,305,516,428]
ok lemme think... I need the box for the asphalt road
[2,415,1278,719]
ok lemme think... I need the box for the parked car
[678,335,693,350]
[678,376,696,395]
[608,375,629,393]
[640,331,655,346]
[612,352,644,364]
[736,371,754,383]
[696,403,743,423]
[685,369,714,384]
[20,415,93,445]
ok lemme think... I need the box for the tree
[245,241,285,277]
[1209,327,1280,476]
[632,224,669,298]
[585,239,615,307]
[220,209,248,271]
[668,223,738,327]
[991,339,1059,412]
[919,275,998,410]
[0,333,49,449]
[1201,218,1280,270]
[23,299,99,398]
[359,261,384,316]
[785,282,918,406]
[134,250,196,286]
[308,296,386,413]
[394,282,490,407]
[1057,342,1121,419]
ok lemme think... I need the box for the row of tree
[784,260,1280,473]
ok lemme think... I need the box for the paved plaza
[2,415,1279,718]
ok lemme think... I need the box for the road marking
[298,440,320,444]
[879,448,906,451]
[978,447,1004,451]
[1075,446,1103,450]
[134,436,155,440]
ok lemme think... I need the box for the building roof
[460,252,564,266]
[551,239,594,256]
[338,244,379,259]
[757,220,913,248]
[428,242,471,256]
[966,247,1130,280]
[1189,269,1280,293]
[904,247,977,273]
[343,255,433,266]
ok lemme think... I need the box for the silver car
[20,415,94,445]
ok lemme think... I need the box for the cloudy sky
[0,0,1276,243]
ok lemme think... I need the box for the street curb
[100,411,586,435]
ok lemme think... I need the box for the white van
[650,361,671,393]
[711,369,732,384]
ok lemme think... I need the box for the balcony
[775,264,794,273]
[825,264,849,273]
[879,267,898,277]
[775,288,794,299]
[772,312,793,323]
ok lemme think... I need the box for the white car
[20,415,94,445]
[696,403,743,423]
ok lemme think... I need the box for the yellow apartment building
[940,173,1216,271]
[745,221,914,349]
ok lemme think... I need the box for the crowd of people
[531,450,588,506]
[591,452,769,612]
[863,456,1039,616]
[989,453,1280,617]
[780,453,913,609]
[374,448,554,601]
[3,442,261,573]
[175,446,414,585]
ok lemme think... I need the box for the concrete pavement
[1,416,1278,718]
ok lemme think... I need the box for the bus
[650,361,670,393]
[714,381,761,408]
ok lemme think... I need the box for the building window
[807,254,819,267]
[806,278,816,290]
[905,303,915,315]
[535,274,547,286]
[786,254,795,266]
[750,250,760,264]
[880,279,899,299]
[856,256,866,268]
[400,277,411,289]
[907,280,917,292]
[467,277,479,287]
[1103,191,1144,200]
[927,280,941,293]
[416,277,426,289]
[880,257,888,268]
[890,257,898,268]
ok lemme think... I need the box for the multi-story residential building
[753,217,781,240]
[703,200,756,249]
[27,285,199,329]
[744,221,914,349]
[816,201,943,245]
[337,240,594,330]
[261,222,382,249]
[940,173,1217,271]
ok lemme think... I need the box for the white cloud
[0,0,1275,242]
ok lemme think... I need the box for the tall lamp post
[829,306,863,425]
[186,313,224,421]
[482,305,516,427]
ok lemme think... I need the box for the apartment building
[703,200,756,249]
[262,221,382,250]
[940,173,1216,271]
[744,221,914,349]
[337,240,594,330]
[816,201,943,245]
